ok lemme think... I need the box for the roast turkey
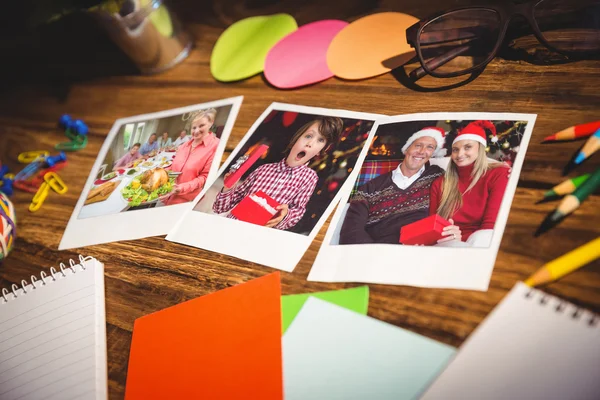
[140,168,169,192]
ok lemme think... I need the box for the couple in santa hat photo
[339,119,511,248]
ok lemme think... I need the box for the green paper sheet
[210,14,298,82]
[281,286,369,333]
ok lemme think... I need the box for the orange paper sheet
[125,272,283,400]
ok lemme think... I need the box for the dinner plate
[94,169,124,186]
[139,161,156,169]
[125,167,140,176]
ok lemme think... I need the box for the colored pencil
[543,173,591,199]
[574,128,600,165]
[535,167,600,236]
[542,120,600,142]
[525,237,600,286]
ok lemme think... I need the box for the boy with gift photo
[212,116,343,230]
[169,104,381,272]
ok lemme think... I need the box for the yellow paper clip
[18,151,50,164]
[4,173,15,180]
[44,172,68,194]
[29,182,50,212]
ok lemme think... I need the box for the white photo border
[307,112,537,291]
[166,102,384,272]
[59,96,244,250]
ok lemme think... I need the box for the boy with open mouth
[213,116,343,230]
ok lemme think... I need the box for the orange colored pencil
[542,120,600,142]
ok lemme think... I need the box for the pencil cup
[91,0,193,74]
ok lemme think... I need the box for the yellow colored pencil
[525,237,600,287]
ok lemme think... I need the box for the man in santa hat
[339,126,460,245]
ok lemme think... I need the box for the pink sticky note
[264,20,348,89]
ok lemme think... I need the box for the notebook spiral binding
[524,286,598,327]
[1,254,91,304]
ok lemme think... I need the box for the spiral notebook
[421,282,600,399]
[0,256,106,400]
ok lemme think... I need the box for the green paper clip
[65,129,80,142]
[55,135,88,151]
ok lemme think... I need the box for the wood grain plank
[0,2,599,399]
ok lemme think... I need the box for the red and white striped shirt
[213,159,318,230]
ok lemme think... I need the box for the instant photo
[59,96,243,249]
[307,112,536,291]
[167,103,382,272]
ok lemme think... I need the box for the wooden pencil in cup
[542,120,600,142]
[525,237,600,286]
[535,167,600,236]
[574,128,600,165]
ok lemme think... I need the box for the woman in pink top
[162,108,219,205]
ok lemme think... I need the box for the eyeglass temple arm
[418,27,482,45]
[409,44,471,80]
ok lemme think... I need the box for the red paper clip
[30,161,68,187]
[13,180,40,193]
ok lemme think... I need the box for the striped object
[0,192,16,260]
[351,159,400,196]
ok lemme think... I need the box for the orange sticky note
[125,272,283,400]
[327,12,419,80]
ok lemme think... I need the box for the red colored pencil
[542,120,600,142]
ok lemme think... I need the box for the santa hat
[401,126,447,158]
[454,120,496,147]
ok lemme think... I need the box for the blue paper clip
[14,160,42,181]
[0,165,8,179]
[0,177,14,196]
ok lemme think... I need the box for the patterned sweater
[213,159,318,230]
[339,164,443,244]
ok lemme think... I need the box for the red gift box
[230,190,280,226]
[224,144,269,188]
[399,214,451,245]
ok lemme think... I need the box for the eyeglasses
[406,0,600,80]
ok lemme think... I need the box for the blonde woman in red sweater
[429,121,509,248]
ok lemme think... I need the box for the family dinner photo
[78,104,234,219]
[333,118,528,248]
[192,109,375,236]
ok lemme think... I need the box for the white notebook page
[421,282,600,400]
[0,257,106,400]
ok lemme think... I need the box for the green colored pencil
[536,167,600,236]
[543,173,591,199]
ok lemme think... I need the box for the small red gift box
[399,214,451,245]
[230,190,280,226]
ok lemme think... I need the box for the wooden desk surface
[0,2,599,398]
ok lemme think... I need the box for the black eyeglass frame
[406,0,598,79]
